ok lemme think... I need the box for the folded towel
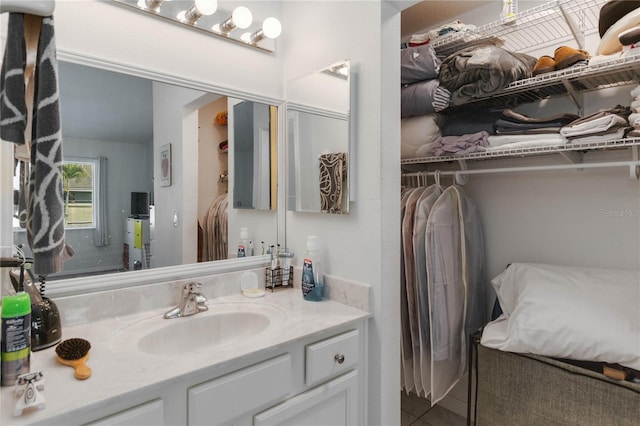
[629,113,640,127]
[631,100,640,113]
[560,106,630,137]
[631,85,640,99]
[488,133,567,148]
[319,153,347,214]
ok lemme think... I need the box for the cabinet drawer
[306,330,359,386]
[188,354,292,425]
[84,399,164,426]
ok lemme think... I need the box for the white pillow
[481,263,640,371]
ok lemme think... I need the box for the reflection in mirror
[286,60,352,214]
[12,61,278,279]
[232,100,276,210]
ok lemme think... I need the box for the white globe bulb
[263,17,282,39]
[195,0,217,16]
[233,7,253,30]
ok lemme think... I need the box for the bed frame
[469,340,640,425]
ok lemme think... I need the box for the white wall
[282,2,402,424]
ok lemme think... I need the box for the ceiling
[58,61,154,145]
[400,1,493,39]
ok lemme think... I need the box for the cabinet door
[254,370,358,426]
[188,354,292,425]
[84,399,164,426]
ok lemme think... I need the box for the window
[12,158,98,229]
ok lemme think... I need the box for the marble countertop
[1,288,370,425]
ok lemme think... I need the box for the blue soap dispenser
[301,236,323,301]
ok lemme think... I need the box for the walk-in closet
[400,1,640,424]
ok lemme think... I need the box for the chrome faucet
[164,282,208,319]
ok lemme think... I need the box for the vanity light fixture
[136,0,163,13]
[177,0,217,25]
[242,17,282,44]
[111,0,281,53]
[213,6,253,34]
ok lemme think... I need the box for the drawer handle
[334,354,345,364]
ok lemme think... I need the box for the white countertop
[1,288,370,425]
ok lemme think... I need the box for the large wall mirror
[12,60,279,280]
[286,60,352,214]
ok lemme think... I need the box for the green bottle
[1,292,31,386]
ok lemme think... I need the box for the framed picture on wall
[160,143,172,187]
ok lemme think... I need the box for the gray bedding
[439,44,536,106]
[401,44,441,84]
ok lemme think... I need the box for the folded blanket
[401,79,440,118]
[499,109,579,125]
[566,126,627,144]
[439,44,537,105]
[440,109,501,136]
[401,44,441,84]
[431,131,489,156]
[487,133,567,150]
[560,106,631,138]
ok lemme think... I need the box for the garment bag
[400,188,417,393]
[426,185,486,404]
[402,187,427,394]
[412,184,443,398]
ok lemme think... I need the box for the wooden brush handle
[57,353,92,380]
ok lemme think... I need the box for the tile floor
[401,391,466,426]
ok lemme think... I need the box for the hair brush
[55,338,92,380]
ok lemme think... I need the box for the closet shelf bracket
[631,145,640,180]
[559,151,583,165]
[561,79,584,115]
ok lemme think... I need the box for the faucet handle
[184,282,202,292]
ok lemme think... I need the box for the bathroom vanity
[0,270,370,425]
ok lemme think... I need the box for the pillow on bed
[481,263,640,370]
[401,114,442,159]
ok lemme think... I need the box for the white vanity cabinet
[185,325,365,426]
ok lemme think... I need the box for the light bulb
[179,0,217,24]
[262,17,282,39]
[195,0,217,15]
[232,7,253,30]
[215,6,253,34]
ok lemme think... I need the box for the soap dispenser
[301,236,324,301]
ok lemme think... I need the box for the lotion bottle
[301,236,323,301]
[237,227,249,258]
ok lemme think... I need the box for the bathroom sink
[111,302,286,357]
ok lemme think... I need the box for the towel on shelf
[0,14,66,275]
[560,106,631,139]
[319,152,347,214]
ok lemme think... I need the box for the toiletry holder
[265,266,293,291]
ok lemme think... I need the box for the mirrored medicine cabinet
[286,60,353,214]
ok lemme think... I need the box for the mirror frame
[35,49,286,298]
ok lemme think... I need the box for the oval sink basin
[112,302,286,357]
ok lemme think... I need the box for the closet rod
[403,160,640,179]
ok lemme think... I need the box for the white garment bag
[425,185,486,404]
[412,184,443,398]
